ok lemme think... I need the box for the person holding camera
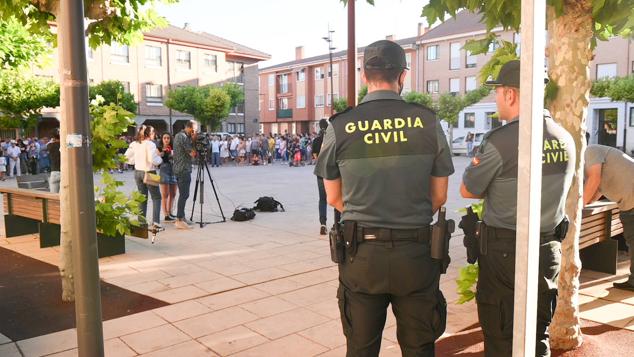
[173,120,197,230]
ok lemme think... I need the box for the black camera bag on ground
[254,196,285,212]
[231,207,256,221]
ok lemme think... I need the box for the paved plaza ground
[0,156,633,356]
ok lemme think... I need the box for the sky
[155,0,431,67]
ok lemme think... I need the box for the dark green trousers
[337,240,446,357]
[476,231,561,357]
[619,209,634,283]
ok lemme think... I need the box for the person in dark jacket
[313,119,341,235]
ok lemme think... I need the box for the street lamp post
[58,0,104,355]
[323,28,336,117]
[347,0,356,107]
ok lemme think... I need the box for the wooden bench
[0,187,60,248]
[579,200,623,274]
[16,173,50,191]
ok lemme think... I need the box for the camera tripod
[189,153,226,227]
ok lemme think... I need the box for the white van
[452,132,485,156]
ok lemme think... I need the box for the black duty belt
[486,226,561,243]
[356,226,431,243]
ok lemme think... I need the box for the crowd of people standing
[207,132,320,167]
[0,137,55,179]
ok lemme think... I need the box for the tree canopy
[0,17,51,69]
[221,82,245,109]
[403,91,434,108]
[436,87,491,125]
[0,0,176,48]
[89,80,137,113]
[0,69,59,128]
[333,97,349,113]
[421,0,634,45]
[591,75,634,103]
[165,85,231,130]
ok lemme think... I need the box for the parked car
[209,132,232,139]
[452,132,485,156]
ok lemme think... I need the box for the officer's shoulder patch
[328,107,352,122]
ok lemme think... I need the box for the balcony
[277,109,293,119]
[277,82,292,96]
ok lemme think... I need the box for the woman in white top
[220,138,230,164]
[125,125,163,228]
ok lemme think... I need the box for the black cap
[319,118,328,130]
[485,60,549,88]
[486,60,520,88]
[363,40,408,70]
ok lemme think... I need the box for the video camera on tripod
[194,133,210,158]
[189,132,226,227]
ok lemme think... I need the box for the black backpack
[231,207,256,221]
[253,196,285,212]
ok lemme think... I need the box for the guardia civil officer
[460,60,575,357]
[315,40,454,357]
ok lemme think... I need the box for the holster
[554,216,569,241]
[459,206,480,264]
[329,223,345,264]
[431,208,455,274]
[478,221,488,256]
[342,221,358,262]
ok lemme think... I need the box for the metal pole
[329,46,335,115]
[242,64,246,135]
[324,27,336,116]
[167,40,173,135]
[58,1,104,356]
[513,0,545,356]
[347,0,357,107]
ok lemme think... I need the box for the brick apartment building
[259,10,634,154]
[33,24,270,137]
[258,32,421,135]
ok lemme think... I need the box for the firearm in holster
[431,207,455,274]
[555,216,570,241]
[459,206,480,264]
[329,222,345,264]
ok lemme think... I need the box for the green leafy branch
[456,263,479,304]
[0,16,51,69]
[89,96,135,172]
[0,1,177,50]
[94,172,145,237]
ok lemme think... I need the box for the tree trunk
[546,2,594,350]
[57,25,75,303]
